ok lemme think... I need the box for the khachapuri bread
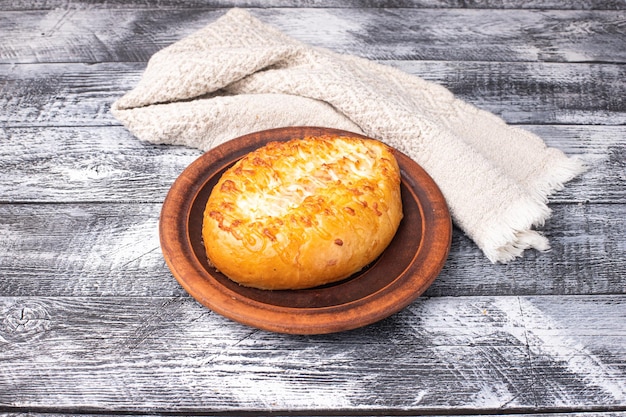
[202,135,403,290]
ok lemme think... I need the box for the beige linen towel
[112,8,586,263]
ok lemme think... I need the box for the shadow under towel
[111,8,586,263]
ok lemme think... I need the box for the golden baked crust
[202,135,403,290]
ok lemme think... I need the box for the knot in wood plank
[0,300,51,343]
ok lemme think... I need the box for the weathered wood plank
[0,202,622,298]
[1,8,624,64]
[387,60,626,126]
[0,295,623,411]
[0,63,139,127]
[522,124,625,204]
[2,0,625,11]
[0,126,202,203]
[1,61,624,127]
[435,202,626,297]
[0,203,171,297]
[1,124,621,204]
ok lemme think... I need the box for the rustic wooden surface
[0,1,624,416]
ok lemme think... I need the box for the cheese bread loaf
[202,135,403,290]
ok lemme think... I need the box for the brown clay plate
[159,127,452,334]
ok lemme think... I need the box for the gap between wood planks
[1,404,626,416]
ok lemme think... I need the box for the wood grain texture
[2,0,626,10]
[1,61,624,127]
[0,126,202,203]
[0,125,622,204]
[0,295,623,412]
[0,8,624,64]
[0,203,622,298]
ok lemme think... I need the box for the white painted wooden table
[0,1,624,416]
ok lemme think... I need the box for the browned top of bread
[202,135,403,290]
